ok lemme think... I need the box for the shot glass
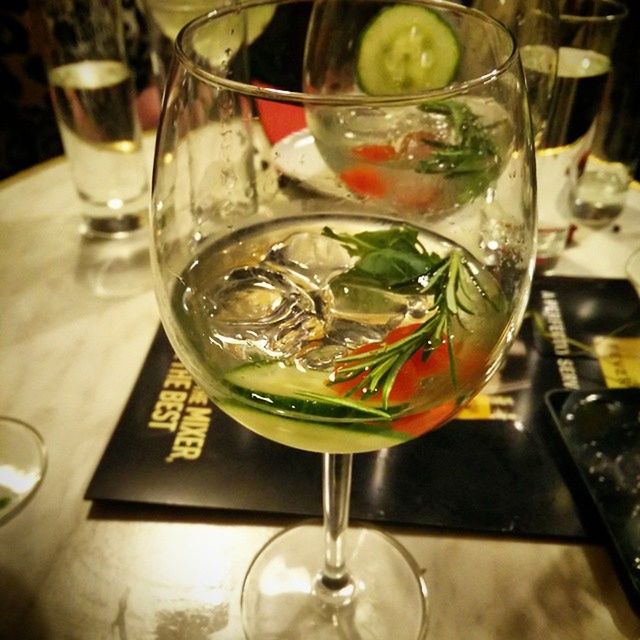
[41,0,149,238]
[535,0,627,268]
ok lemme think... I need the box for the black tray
[546,388,640,615]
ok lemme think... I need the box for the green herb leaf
[325,227,498,408]
[323,225,426,256]
[338,249,435,288]
[323,226,440,290]
[415,100,500,195]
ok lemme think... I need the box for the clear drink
[535,47,610,264]
[519,44,559,146]
[570,161,630,227]
[306,99,510,213]
[150,1,535,631]
[545,47,610,149]
[171,214,510,454]
[49,60,147,221]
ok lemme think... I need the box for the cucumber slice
[219,401,406,453]
[356,5,460,95]
[224,361,395,421]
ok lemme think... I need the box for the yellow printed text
[594,336,640,388]
[165,407,212,462]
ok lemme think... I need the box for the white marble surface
[1,148,639,639]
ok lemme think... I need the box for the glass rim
[175,0,520,106]
[0,415,46,452]
[560,0,628,23]
[0,415,47,525]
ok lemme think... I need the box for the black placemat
[86,276,640,540]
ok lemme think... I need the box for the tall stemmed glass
[467,0,559,146]
[150,0,536,636]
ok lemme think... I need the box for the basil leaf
[336,249,436,289]
[323,226,424,258]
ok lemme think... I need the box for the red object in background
[136,84,162,131]
[253,81,306,143]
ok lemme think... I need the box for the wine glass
[150,0,536,636]
[0,417,47,525]
[142,0,276,92]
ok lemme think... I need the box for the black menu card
[86,276,640,540]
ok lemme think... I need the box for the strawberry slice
[391,400,459,436]
[339,165,388,198]
[351,144,397,162]
[331,324,430,404]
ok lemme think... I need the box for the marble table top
[1,143,639,639]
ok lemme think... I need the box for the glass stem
[321,452,353,590]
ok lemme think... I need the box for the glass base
[241,522,429,639]
[80,212,146,239]
[76,228,152,298]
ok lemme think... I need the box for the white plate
[272,129,350,198]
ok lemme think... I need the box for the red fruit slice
[339,165,388,198]
[351,144,397,162]
[391,400,458,436]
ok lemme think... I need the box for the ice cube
[202,266,325,358]
[332,105,454,151]
[264,232,353,288]
[296,343,350,370]
[324,281,408,347]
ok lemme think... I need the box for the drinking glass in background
[536,0,627,267]
[142,0,275,93]
[464,0,561,270]
[142,0,212,93]
[466,0,559,147]
[40,0,149,239]
[570,0,639,228]
[0,417,47,526]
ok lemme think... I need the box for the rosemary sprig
[413,100,501,203]
[323,227,497,409]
